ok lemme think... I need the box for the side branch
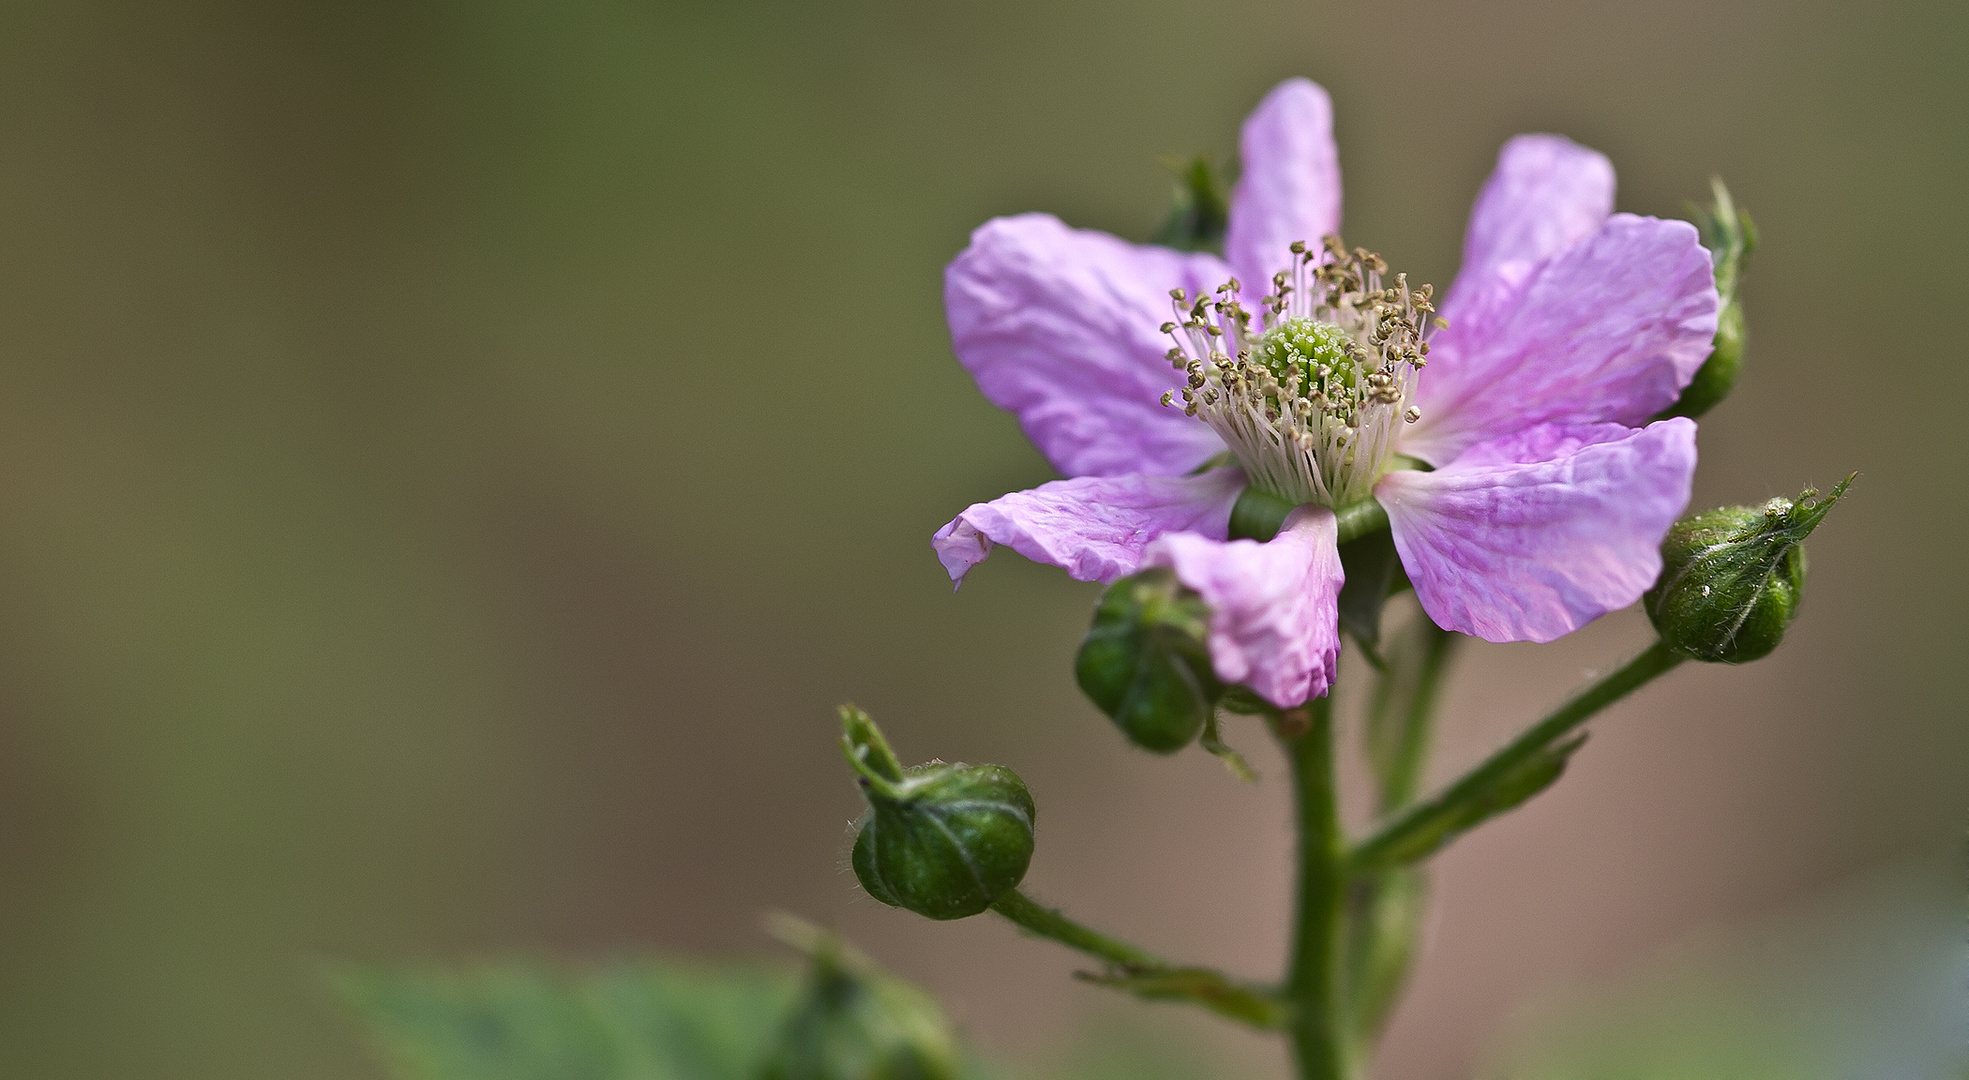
[1348,639,1685,874]
[990,889,1285,1030]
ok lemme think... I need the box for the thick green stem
[989,888,1164,969]
[1350,639,1685,873]
[1284,699,1351,1080]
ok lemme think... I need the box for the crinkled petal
[945,213,1231,478]
[1143,506,1343,707]
[934,468,1244,587]
[1451,134,1615,299]
[1404,214,1718,465]
[1377,419,1697,643]
[1224,78,1342,293]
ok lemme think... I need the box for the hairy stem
[989,888,1164,969]
[1350,639,1685,873]
[1285,699,1352,1080]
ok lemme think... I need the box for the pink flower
[934,79,1715,707]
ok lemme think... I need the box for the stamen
[1159,236,1438,508]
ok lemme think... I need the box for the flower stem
[1349,639,1685,873]
[1349,618,1457,1055]
[1283,698,1352,1080]
[989,888,1165,969]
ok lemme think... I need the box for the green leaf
[334,959,797,1080]
[1354,734,1588,871]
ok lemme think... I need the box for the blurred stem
[1283,698,1353,1080]
[990,888,1164,969]
[1349,617,1457,1054]
[1365,618,1458,813]
[1350,639,1685,873]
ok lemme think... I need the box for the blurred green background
[0,0,1962,1077]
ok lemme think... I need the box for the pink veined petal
[1224,78,1343,294]
[945,213,1231,479]
[1377,419,1698,643]
[933,468,1245,587]
[1449,134,1615,305]
[1403,214,1718,466]
[1142,506,1343,708]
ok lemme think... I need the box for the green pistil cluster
[1257,318,1359,402]
[1158,235,1438,508]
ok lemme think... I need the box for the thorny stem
[1283,698,1352,1080]
[1349,639,1685,873]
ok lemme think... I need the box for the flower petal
[945,213,1232,478]
[934,468,1244,587]
[1143,507,1343,707]
[1453,134,1615,295]
[1224,78,1343,292]
[1377,419,1698,643]
[1404,214,1718,465]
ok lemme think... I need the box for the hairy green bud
[841,708,1033,921]
[1644,476,1851,663]
[1661,178,1757,420]
[1075,568,1219,753]
[761,916,960,1080]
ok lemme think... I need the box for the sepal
[1661,178,1756,419]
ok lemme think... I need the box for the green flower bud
[841,708,1034,921]
[1644,476,1851,663]
[1150,154,1229,254]
[1074,568,1219,753]
[1661,178,1757,420]
[761,915,960,1080]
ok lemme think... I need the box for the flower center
[1159,236,1439,508]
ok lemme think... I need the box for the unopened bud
[1662,178,1757,420]
[1075,568,1219,753]
[761,915,960,1080]
[1151,155,1230,253]
[1645,476,1851,663]
[841,708,1033,921]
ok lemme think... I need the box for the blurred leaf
[335,959,797,1080]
